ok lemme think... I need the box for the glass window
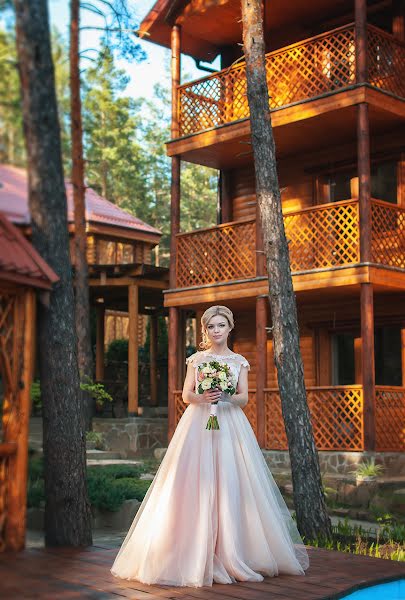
[332,333,355,385]
[375,326,402,386]
[371,161,397,204]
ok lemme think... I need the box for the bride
[111,305,309,587]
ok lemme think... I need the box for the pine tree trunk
[70,0,94,430]
[241,0,332,541]
[14,0,93,546]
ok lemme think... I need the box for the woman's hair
[199,305,234,350]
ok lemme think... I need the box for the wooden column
[6,289,36,550]
[177,309,186,389]
[149,314,158,407]
[361,283,375,450]
[393,0,405,41]
[220,170,233,223]
[95,304,105,381]
[168,306,179,441]
[256,296,267,448]
[128,285,139,416]
[195,309,203,350]
[354,336,362,384]
[401,328,405,387]
[355,0,367,85]
[170,24,181,290]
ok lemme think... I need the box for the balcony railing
[175,199,405,288]
[177,24,405,137]
[174,386,405,452]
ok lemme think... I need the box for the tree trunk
[14,0,92,546]
[70,0,94,430]
[240,0,332,541]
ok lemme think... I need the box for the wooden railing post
[361,283,376,450]
[128,284,139,416]
[168,306,179,442]
[95,303,105,381]
[256,296,267,448]
[149,313,158,407]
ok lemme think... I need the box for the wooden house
[140,0,405,454]
[0,164,168,414]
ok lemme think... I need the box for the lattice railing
[367,25,405,99]
[176,201,360,287]
[375,387,405,452]
[176,219,256,287]
[177,24,405,137]
[264,387,364,451]
[285,200,359,271]
[371,200,405,270]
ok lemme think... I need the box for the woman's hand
[201,388,222,403]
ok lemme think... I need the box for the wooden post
[150,314,158,407]
[170,24,181,290]
[128,285,139,416]
[361,283,375,450]
[401,328,405,387]
[354,337,362,384]
[195,309,203,350]
[168,306,179,441]
[220,170,233,223]
[393,0,405,41]
[355,0,367,85]
[256,296,267,448]
[6,289,36,550]
[357,102,371,264]
[95,304,105,381]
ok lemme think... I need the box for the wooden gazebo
[0,213,58,551]
[0,164,169,415]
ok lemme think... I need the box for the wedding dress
[111,350,309,587]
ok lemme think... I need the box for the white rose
[219,371,227,380]
[202,366,213,374]
[201,379,212,390]
[219,381,228,391]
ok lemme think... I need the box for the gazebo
[0,212,58,551]
[0,164,169,414]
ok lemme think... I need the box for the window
[375,326,402,386]
[332,333,355,385]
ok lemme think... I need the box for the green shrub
[87,464,144,479]
[30,380,42,412]
[86,431,104,449]
[112,477,151,501]
[80,377,113,408]
[106,339,128,363]
[87,472,126,512]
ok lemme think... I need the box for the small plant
[86,431,104,449]
[80,377,113,409]
[30,380,42,412]
[352,457,384,479]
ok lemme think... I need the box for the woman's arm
[182,362,222,405]
[223,365,249,408]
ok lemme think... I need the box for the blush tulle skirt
[111,401,309,587]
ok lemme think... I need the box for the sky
[45,0,220,102]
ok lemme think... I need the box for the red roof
[0,164,161,238]
[0,212,58,289]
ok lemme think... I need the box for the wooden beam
[361,283,375,451]
[5,289,36,551]
[256,296,267,447]
[89,277,167,289]
[401,327,405,387]
[150,314,158,407]
[357,102,371,263]
[95,304,105,381]
[355,0,367,83]
[168,306,179,441]
[128,285,139,416]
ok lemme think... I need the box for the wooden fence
[173,386,405,452]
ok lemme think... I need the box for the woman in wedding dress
[111,305,309,587]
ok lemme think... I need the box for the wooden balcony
[175,199,405,290]
[177,24,405,139]
[174,385,405,452]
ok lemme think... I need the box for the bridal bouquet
[197,360,236,430]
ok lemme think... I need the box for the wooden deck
[1,545,405,599]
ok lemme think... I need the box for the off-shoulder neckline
[199,350,240,359]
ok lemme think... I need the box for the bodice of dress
[186,350,250,392]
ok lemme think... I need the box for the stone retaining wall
[93,418,167,458]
